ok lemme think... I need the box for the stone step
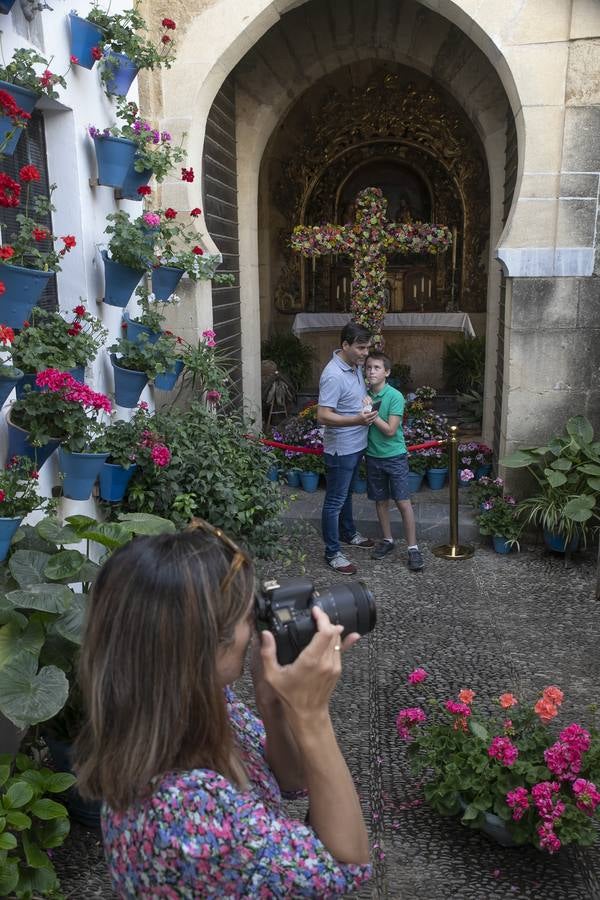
[280,482,479,543]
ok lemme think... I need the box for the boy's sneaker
[326,552,357,575]
[343,532,375,549]
[407,548,425,572]
[371,540,395,560]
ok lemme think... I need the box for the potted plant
[407,452,428,492]
[424,446,449,491]
[68,9,106,69]
[0,170,77,328]
[5,305,107,396]
[397,669,600,852]
[175,328,232,403]
[122,283,177,346]
[0,87,31,156]
[0,48,66,153]
[476,496,521,553]
[473,442,493,477]
[295,451,324,492]
[501,415,600,552]
[0,324,23,405]
[469,474,505,510]
[0,456,46,560]
[101,210,158,306]
[110,332,175,407]
[85,4,177,96]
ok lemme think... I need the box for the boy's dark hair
[366,350,392,372]
[340,322,371,346]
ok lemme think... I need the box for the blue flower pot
[543,529,580,553]
[111,355,148,408]
[476,464,492,479]
[118,162,153,201]
[102,51,139,96]
[286,469,301,488]
[99,461,137,502]
[0,367,23,406]
[15,367,85,400]
[68,13,105,69]
[102,251,145,308]
[0,516,22,562]
[493,535,512,554]
[266,465,279,482]
[154,359,184,391]
[152,266,185,301]
[58,448,109,501]
[407,471,424,492]
[6,412,59,469]
[122,313,161,346]
[0,263,52,328]
[0,0,18,13]
[93,135,137,189]
[426,467,448,490]
[0,81,37,156]
[352,476,368,494]
[300,471,320,492]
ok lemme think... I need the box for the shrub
[261,331,314,391]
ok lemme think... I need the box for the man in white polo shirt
[317,323,378,574]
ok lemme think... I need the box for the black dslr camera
[255,576,376,665]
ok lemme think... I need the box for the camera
[255,576,376,665]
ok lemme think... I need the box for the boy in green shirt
[365,350,424,571]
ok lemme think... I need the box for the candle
[343,277,346,293]
[312,256,316,273]
[336,284,340,299]
[428,280,431,299]
[420,276,424,292]
[452,227,457,268]
[413,284,417,299]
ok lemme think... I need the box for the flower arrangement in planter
[421,446,449,470]
[0,47,67,99]
[475,495,521,551]
[397,669,600,853]
[103,210,157,271]
[176,329,232,401]
[110,332,176,406]
[408,452,429,475]
[0,455,46,559]
[469,475,505,509]
[0,87,32,154]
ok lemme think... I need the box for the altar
[291,312,476,390]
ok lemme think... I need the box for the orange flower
[499,693,518,709]
[543,685,564,706]
[534,697,558,724]
[458,689,475,705]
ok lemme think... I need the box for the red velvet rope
[249,437,444,455]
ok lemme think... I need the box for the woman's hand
[259,607,359,721]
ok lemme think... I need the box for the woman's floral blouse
[103,688,371,898]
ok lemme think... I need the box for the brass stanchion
[432,425,475,560]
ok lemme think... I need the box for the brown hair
[366,350,392,372]
[74,522,254,811]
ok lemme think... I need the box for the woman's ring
[333,645,341,651]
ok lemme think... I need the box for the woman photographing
[75,520,371,897]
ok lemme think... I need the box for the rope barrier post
[432,425,475,561]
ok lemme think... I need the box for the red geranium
[73,305,86,317]
[0,90,30,123]
[70,55,79,65]
[137,185,152,196]
[164,207,177,220]
[162,17,176,29]
[161,35,171,44]
[91,46,102,61]
[0,283,5,297]
[190,207,202,217]
[0,246,14,260]
[192,246,204,255]
[0,325,15,345]
[67,322,82,336]
[32,227,48,242]
[0,173,21,208]
[19,164,40,183]
[181,167,194,183]
[61,235,76,250]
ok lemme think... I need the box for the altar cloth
[291,312,475,338]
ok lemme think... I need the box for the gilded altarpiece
[273,74,490,316]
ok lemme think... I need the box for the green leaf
[566,415,594,448]
[5,810,31,829]
[550,458,572,471]
[34,518,81,546]
[22,831,52,868]
[499,450,537,468]
[0,832,16,850]
[0,766,9,788]
[35,814,70,848]
[586,477,600,491]
[45,772,76,794]
[29,798,67,820]
[0,654,69,729]
[4,781,33,809]
[461,804,480,821]
[117,513,176,535]
[563,500,595,522]
[0,857,18,896]
[52,594,86,646]
[0,621,44,671]
[578,463,600,476]
[6,584,74,615]
[43,550,86,582]
[79,560,101,584]
[63,514,98,532]
[8,551,52,589]
[15,860,59,896]
[544,468,567,487]
[77,522,131,550]
[468,720,489,742]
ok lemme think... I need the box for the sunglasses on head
[186,518,249,591]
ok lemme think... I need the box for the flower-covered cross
[290,187,452,344]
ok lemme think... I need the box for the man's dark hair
[366,350,392,372]
[340,322,371,346]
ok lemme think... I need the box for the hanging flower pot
[300,471,320,492]
[0,0,18,13]
[0,81,37,156]
[426,467,448,491]
[99,461,137,502]
[0,516,22,562]
[68,14,105,69]
[154,359,184,392]
[6,409,60,470]
[102,51,139,96]
[122,312,161,346]
[58,448,109,501]
[15,367,85,400]
[151,265,185,301]
[92,135,137,189]
[101,251,145,308]
[0,367,23,407]
[118,162,153,201]
[110,355,148,408]
[0,264,52,328]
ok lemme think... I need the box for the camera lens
[312,581,376,638]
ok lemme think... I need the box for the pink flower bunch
[459,468,474,481]
[487,735,518,766]
[445,700,471,717]
[531,781,564,852]
[407,667,428,685]
[150,444,171,467]
[506,787,529,821]
[206,389,221,403]
[202,328,217,349]
[142,212,161,228]
[396,707,426,741]
[572,779,600,816]
[35,370,111,413]
[545,724,591,781]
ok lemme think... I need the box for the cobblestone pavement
[54,525,600,899]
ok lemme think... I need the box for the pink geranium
[407,667,428,685]
[488,736,518,766]
[396,707,426,741]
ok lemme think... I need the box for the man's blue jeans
[322,450,363,559]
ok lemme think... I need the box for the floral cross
[290,187,452,344]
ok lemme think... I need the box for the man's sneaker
[326,552,357,575]
[343,532,375,550]
[407,548,425,572]
[371,540,395,560]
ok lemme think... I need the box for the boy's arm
[372,414,400,437]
